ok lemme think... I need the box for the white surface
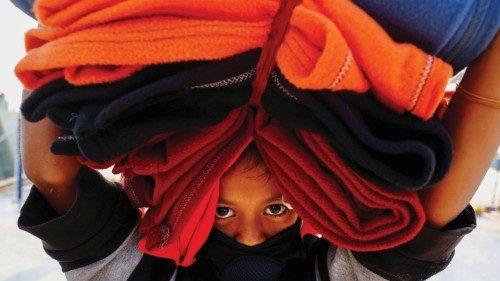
[0,2,37,112]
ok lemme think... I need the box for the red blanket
[82,106,424,266]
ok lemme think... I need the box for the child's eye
[264,204,287,216]
[215,207,235,219]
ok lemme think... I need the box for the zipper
[189,68,256,89]
[169,136,238,239]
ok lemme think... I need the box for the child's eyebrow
[217,198,235,206]
[263,196,285,205]
[217,195,284,206]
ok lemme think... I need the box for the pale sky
[0,2,37,111]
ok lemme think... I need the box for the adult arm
[420,32,500,228]
[324,31,499,281]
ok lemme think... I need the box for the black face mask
[185,219,307,281]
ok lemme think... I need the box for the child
[18,29,499,281]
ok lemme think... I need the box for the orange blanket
[18,0,452,119]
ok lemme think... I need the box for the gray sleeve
[323,206,476,281]
[64,224,144,281]
[63,223,179,281]
[324,247,388,281]
[352,206,476,281]
[17,168,179,280]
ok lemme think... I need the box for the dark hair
[237,142,271,180]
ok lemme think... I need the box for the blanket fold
[18,0,469,267]
[13,0,499,71]
[261,70,452,189]
[90,106,425,265]
[255,109,425,251]
[17,0,453,119]
[123,107,253,265]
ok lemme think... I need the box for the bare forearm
[21,89,81,214]
[420,33,500,228]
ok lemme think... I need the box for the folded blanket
[14,0,499,72]
[74,108,250,174]
[255,109,425,249]
[103,106,425,265]
[33,0,277,29]
[15,0,439,266]
[107,108,249,178]
[21,50,258,123]
[262,71,452,189]
[25,52,256,163]
[27,58,451,188]
[50,91,249,163]
[34,67,451,189]
[20,61,200,122]
[122,107,253,266]
[17,0,452,119]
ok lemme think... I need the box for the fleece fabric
[22,51,257,163]
[353,0,500,72]
[21,50,258,123]
[21,61,202,123]
[261,70,452,190]
[50,94,249,163]
[75,106,425,265]
[17,167,476,280]
[16,0,452,119]
[122,107,253,266]
[254,109,425,250]
[37,67,451,189]
[13,0,461,268]
[13,0,499,73]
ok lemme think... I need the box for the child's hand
[21,89,81,214]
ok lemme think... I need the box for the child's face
[214,159,298,246]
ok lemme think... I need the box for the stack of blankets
[15,0,500,266]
